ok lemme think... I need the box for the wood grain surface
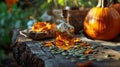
[12,30,120,67]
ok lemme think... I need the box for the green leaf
[0,49,7,61]
[40,2,48,9]
[47,0,52,3]
[58,0,65,6]
[0,2,7,13]
[3,33,11,44]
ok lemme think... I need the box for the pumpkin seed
[55,51,61,54]
[104,54,111,59]
[49,46,55,50]
[83,47,88,49]
[96,58,103,62]
[89,57,95,61]
[51,51,56,54]
[75,49,79,51]
[79,57,86,60]
[103,46,109,49]
[65,56,70,59]
[72,54,76,57]
[79,54,84,56]
[62,52,67,56]
[93,52,98,54]
[68,52,73,55]
[74,52,80,56]
[68,49,73,52]
[80,48,86,51]
[88,56,93,58]
[94,49,99,52]
[48,49,51,52]
[81,55,87,58]
[73,46,78,48]
[71,58,77,63]
[51,50,55,52]
[78,50,85,54]
[91,45,98,49]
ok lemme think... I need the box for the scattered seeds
[44,39,118,62]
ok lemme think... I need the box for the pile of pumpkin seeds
[46,41,111,62]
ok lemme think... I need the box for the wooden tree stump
[12,29,120,67]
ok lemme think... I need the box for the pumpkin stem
[97,0,108,8]
[113,0,119,4]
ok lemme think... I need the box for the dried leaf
[84,49,93,54]
[43,41,54,47]
[74,38,81,43]
[51,23,57,29]
[31,22,56,32]
[5,0,19,12]
[76,61,92,67]
[55,22,75,50]
[56,40,64,46]
[80,43,89,47]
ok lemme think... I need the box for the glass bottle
[55,8,75,50]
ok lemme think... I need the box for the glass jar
[55,21,75,50]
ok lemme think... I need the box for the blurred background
[0,0,111,66]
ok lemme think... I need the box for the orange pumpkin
[5,0,19,12]
[111,0,120,33]
[111,0,120,14]
[84,0,120,40]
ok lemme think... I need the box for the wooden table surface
[12,29,120,67]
